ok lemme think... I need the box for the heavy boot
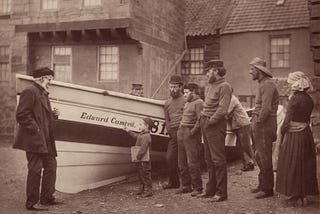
[142,186,153,197]
[136,185,145,195]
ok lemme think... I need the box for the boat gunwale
[16,74,166,106]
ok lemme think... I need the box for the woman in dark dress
[276,71,319,206]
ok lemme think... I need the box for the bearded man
[163,75,186,189]
[198,60,232,202]
[249,57,279,199]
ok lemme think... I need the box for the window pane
[99,46,119,81]
[181,47,204,75]
[84,0,101,7]
[0,0,11,13]
[52,46,72,82]
[270,36,290,68]
[41,0,58,10]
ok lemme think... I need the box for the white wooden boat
[16,74,239,194]
[16,74,168,193]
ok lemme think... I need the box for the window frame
[181,46,205,75]
[40,0,58,11]
[0,45,10,82]
[51,46,72,82]
[83,0,102,8]
[0,0,11,15]
[270,34,291,69]
[98,45,120,82]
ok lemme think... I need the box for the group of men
[13,56,279,210]
[163,57,279,202]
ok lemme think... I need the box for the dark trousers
[200,117,227,198]
[251,115,277,193]
[26,152,57,208]
[177,126,203,191]
[136,162,152,190]
[166,127,180,186]
[234,125,254,166]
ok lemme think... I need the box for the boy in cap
[163,75,186,189]
[13,67,62,211]
[125,117,154,197]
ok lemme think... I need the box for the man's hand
[123,126,129,132]
[136,154,142,160]
[207,118,216,126]
[52,107,60,119]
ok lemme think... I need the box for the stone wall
[130,0,185,53]
[11,0,130,23]
[0,0,186,138]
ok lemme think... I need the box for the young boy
[125,117,154,197]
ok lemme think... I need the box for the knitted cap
[32,67,54,78]
[142,117,155,129]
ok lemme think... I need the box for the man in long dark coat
[13,67,62,211]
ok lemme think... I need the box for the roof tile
[186,0,309,36]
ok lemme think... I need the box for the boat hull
[16,74,169,193]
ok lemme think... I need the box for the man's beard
[208,75,216,83]
[170,90,180,98]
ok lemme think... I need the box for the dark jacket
[252,77,279,123]
[180,95,203,134]
[13,83,57,156]
[164,94,186,132]
[281,91,314,135]
[202,78,232,125]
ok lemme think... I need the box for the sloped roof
[186,0,310,36]
[222,0,309,34]
[185,0,237,36]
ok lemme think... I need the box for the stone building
[0,0,185,139]
[184,0,315,108]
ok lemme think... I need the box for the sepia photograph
[0,0,320,213]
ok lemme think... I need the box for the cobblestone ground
[1,141,319,214]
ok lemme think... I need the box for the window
[52,46,72,82]
[99,46,119,81]
[41,0,58,10]
[270,36,290,68]
[0,0,11,13]
[83,0,101,7]
[181,47,204,75]
[0,46,10,81]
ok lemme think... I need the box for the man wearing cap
[199,60,232,202]
[176,83,203,196]
[249,57,279,199]
[163,75,186,189]
[13,67,63,211]
[130,83,144,97]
